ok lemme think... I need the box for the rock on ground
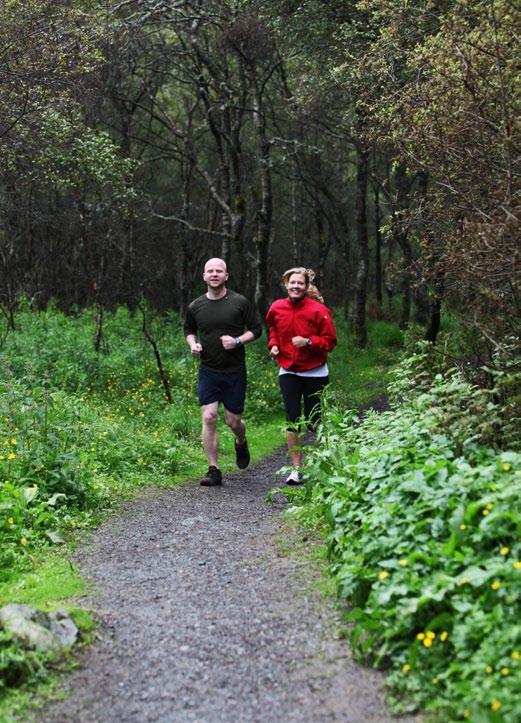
[0,604,78,652]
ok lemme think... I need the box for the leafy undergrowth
[289,345,521,722]
[0,303,284,582]
[0,302,283,709]
[0,302,403,714]
[0,303,401,587]
[328,317,403,410]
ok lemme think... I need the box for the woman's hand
[291,336,309,348]
[269,345,279,359]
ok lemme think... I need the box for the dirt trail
[39,447,413,723]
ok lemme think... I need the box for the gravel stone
[39,446,417,723]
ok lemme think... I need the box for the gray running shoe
[200,466,223,486]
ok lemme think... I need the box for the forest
[1,0,518,345]
[0,1,520,722]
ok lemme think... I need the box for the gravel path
[39,446,412,723]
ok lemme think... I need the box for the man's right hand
[190,342,203,356]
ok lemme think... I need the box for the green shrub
[0,302,289,581]
[0,630,52,692]
[292,352,521,722]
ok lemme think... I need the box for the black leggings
[279,373,329,430]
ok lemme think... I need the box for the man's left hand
[220,335,238,350]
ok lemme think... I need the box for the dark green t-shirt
[184,290,262,372]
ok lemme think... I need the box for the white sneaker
[285,469,303,485]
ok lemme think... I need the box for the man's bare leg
[201,402,219,467]
[223,409,246,445]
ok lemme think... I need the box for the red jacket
[265,296,337,372]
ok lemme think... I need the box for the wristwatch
[306,337,312,347]
[235,337,242,346]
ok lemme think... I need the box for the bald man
[184,258,262,486]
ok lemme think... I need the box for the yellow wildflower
[7,517,14,524]
[459,577,469,585]
[491,580,501,590]
[20,538,28,545]
[426,631,436,640]
[482,509,489,516]
[502,463,511,471]
[459,524,466,530]
[500,667,509,676]
[0,455,4,461]
[7,452,15,460]
[491,701,501,712]
[402,664,410,673]
[440,631,449,642]
[398,559,407,566]
[378,571,389,581]
[432,678,438,685]
[500,546,510,556]
[10,438,16,445]
[487,502,494,509]
[514,561,521,570]
[512,651,520,660]
[423,638,433,648]
[417,632,426,641]
[486,666,493,673]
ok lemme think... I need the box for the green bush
[0,303,286,583]
[0,379,107,581]
[293,350,521,722]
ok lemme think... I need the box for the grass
[0,681,62,723]
[0,303,404,719]
[328,318,404,409]
[0,555,96,723]
[0,555,85,608]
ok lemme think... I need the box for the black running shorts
[198,366,247,414]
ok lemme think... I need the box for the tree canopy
[0,0,518,352]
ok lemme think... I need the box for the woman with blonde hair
[300,268,324,303]
[266,267,337,484]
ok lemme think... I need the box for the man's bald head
[203,258,229,296]
[204,257,227,273]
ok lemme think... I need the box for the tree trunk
[315,199,330,292]
[392,162,412,329]
[93,302,103,353]
[140,303,172,404]
[415,171,445,342]
[354,144,369,348]
[291,174,299,265]
[424,270,444,344]
[373,182,383,309]
[250,70,272,319]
